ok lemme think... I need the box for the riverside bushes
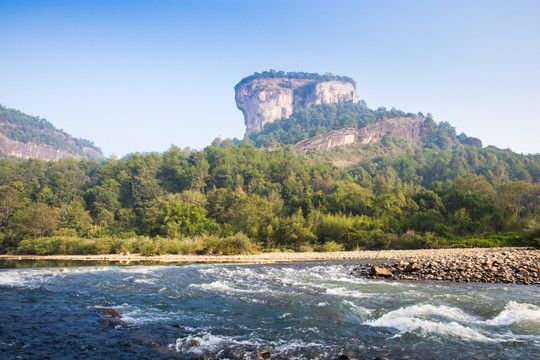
[14,233,260,256]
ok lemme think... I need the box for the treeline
[235,70,356,89]
[0,139,539,255]
[0,105,103,158]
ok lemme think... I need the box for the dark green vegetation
[0,124,539,254]
[249,102,483,149]
[0,104,103,159]
[235,70,356,89]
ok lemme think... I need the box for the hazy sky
[1,0,539,156]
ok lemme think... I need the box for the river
[1,260,539,359]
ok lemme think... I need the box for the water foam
[485,301,540,326]
[365,304,495,342]
[171,333,261,354]
[325,286,378,299]
[0,269,62,288]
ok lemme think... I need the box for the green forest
[1,118,539,255]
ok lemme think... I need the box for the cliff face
[294,117,426,154]
[235,78,357,135]
[0,133,101,161]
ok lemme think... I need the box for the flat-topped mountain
[235,71,358,135]
[0,104,103,161]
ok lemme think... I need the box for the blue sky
[1,0,539,156]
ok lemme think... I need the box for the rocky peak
[235,73,358,135]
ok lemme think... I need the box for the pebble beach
[1,247,539,285]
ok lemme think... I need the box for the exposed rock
[404,263,421,273]
[220,347,246,359]
[370,265,393,277]
[99,318,126,328]
[295,117,426,154]
[235,77,357,135]
[0,133,101,161]
[87,307,122,318]
[256,346,274,360]
[187,339,201,347]
[352,248,540,285]
[0,105,103,161]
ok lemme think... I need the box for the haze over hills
[0,105,103,161]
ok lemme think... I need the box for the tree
[225,194,276,241]
[10,203,60,238]
[327,183,373,216]
[272,209,316,251]
[145,194,216,238]
[497,181,535,219]
[58,200,93,236]
[0,185,21,228]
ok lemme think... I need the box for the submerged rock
[84,306,125,327]
[98,318,126,328]
[187,339,201,347]
[88,307,122,318]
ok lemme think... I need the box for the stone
[88,307,122,318]
[257,346,274,359]
[99,318,126,328]
[370,265,393,277]
[221,347,246,359]
[404,263,421,273]
[187,339,200,347]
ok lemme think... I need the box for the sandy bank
[0,247,537,264]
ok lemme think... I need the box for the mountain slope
[0,105,103,161]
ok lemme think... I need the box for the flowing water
[0,261,539,359]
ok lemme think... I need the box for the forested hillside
[0,105,103,160]
[248,102,483,150]
[0,137,538,255]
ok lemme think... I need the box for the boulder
[370,265,393,277]
[404,263,420,273]
[88,307,122,318]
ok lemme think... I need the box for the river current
[1,261,539,359]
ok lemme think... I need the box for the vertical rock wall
[235,78,358,135]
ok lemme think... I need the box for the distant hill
[246,99,540,186]
[0,104,103,161]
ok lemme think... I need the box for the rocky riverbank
[2,248,539,285]
[352,248,540,285]
[0,247,537,264]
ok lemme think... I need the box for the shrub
[213,232,257,255]
[521,221,540,248]
[16,236,96,255]
[178,238,204,255]
[156,238,183,254]
[136,236,158,256]
[95,237,124,254]
[318,241,344,252]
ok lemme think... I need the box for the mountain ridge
[0,104,103,161]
